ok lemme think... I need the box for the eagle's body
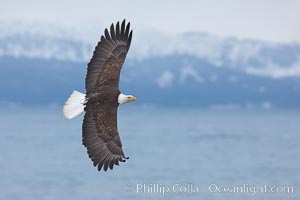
[63,20,136,171]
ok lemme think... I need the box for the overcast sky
[1,0,300,43]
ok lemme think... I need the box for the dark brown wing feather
[85,19,133,97]
[82,20,132,171]
[82,95,129,171]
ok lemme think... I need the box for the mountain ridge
[1,31,300,108]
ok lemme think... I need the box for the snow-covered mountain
[1,30,300,108]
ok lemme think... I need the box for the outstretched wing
[82,103,128,171]
[85,20,133,97]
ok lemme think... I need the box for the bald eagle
[63,20,136,171]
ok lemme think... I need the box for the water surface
[0,108,299,199]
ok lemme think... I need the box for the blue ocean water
[0,107,299,200]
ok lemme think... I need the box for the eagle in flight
[63,20,136,171]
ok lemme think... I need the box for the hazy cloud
[180,65,205,83]
[245,58,300,78]
[1,0,300,43]
[156,71,174,88]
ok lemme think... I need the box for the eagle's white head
[118,93,137,105]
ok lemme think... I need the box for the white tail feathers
[63,90,86,119]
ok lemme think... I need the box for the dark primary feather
[116,22,120,40]
[82,20,132,171]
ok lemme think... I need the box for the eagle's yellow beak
[129,96,137,102]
